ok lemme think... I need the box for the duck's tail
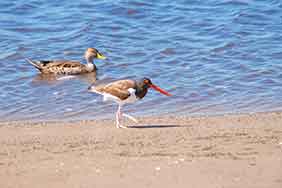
[25,58,42,70]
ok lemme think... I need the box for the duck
[26,48,106,75]
[88,78,172,128]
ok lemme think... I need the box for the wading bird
[88,78,172,128]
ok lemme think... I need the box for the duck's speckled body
[26,48,106,75]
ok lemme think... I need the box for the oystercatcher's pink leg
[122,113,138,123]
[115,107,121,128]
[116,104,127,128]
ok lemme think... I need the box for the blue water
[1,0,282,122]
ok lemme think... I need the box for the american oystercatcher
[88,78,172,128]
[25,48,106,75]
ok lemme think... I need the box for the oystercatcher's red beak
[150,84,172,96]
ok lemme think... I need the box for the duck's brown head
[85,48,106,63]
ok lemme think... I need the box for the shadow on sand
[126,124,185,129]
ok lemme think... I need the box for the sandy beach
[0,112,281,188]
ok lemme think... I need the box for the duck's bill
[150,84,172,96]
[97,52,106,60]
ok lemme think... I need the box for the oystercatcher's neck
[134,81,149,99]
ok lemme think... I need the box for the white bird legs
[115,104,138,128]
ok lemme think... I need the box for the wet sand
[0,112,282,188]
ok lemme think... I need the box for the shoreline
[0,111,282,188]
[1,109,282,126]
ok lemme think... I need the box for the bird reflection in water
[31,72,97,85]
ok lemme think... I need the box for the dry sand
[0,112,282,188]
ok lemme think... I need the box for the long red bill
[150,84,172,96]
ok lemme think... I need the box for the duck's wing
[26,59,86,74]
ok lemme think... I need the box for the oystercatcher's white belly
[103,88,138,105]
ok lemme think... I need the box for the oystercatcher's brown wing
[95,80,136,100]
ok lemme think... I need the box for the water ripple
[0,0,282,122]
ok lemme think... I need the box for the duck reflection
[32,72,97,85]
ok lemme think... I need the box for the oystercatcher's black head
[138,77,172,96]
[141,77,152,89]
